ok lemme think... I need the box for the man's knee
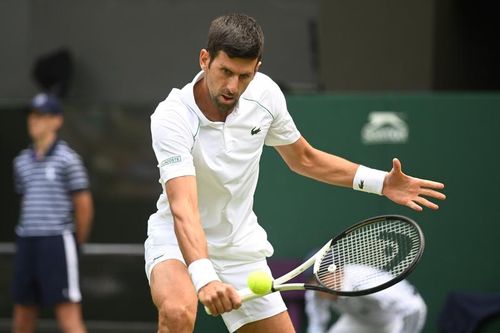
[57,320,86,333]
[157,299,197,332]
[12,320,35,333]
[12,305,38,333]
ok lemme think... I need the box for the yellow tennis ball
[247,271,273,295]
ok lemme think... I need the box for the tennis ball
[247,271,273,295]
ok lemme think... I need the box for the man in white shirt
[145,13,445,333]
[305,264,427,333]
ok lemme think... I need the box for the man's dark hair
[206,13,264,65]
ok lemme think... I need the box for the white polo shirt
[305,265,426,332]
[330,265,425,325]
[148,71,301,263]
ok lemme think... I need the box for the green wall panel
[254,93,500,333]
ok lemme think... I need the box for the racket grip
[204,287,264,315]
[239,287,263,302]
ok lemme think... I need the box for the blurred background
[1,0,500,332]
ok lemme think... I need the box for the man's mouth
[221,94,235,103]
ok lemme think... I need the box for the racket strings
[316,219,421,292]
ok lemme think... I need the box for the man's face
[201,50,261,113]
[27,110,62,141]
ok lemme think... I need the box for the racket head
[309,215,424,296]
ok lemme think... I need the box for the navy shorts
[12,232,82,306]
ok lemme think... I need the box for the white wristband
[188,258,221,293]
[353,165,388,195]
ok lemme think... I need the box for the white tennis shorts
[144,237,287,332]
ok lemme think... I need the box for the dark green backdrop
[258,93,500,332]
[1,93,499,332]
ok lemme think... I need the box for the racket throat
[273,283,305,292]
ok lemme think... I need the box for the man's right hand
[198,280,242,316]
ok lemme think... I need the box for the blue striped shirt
[13,140,89,237]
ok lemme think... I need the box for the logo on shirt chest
[250,127,261,135]
[45,166,56,181]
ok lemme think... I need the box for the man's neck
[193,78,231,122]
[33,134,57,159]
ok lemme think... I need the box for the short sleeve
[151,107,197,185]
[264,84,301,146]
[65,153,89,192]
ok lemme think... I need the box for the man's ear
[255,61,262,73]
[54,115,64,131]
[200,49,210,71]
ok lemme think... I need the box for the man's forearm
[73,191,94,244]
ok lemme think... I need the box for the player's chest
[19,161,64,187]
[194,106,273,155]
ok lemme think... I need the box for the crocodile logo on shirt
[251,127,261,135]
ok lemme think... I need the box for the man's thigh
[12,237,37,304]
[237,311,295,333]
[150,259,197,311]
[216,260,290,332]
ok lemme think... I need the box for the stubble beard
[210,90,238,114]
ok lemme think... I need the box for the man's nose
[226,75,239,93]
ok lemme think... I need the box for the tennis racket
[205,214,424,314]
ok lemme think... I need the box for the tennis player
[145,13,445,333]
[11,93,93,333]
[305,264,427,333]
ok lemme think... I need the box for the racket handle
[239,287,264,301]
[204,287,266,315]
